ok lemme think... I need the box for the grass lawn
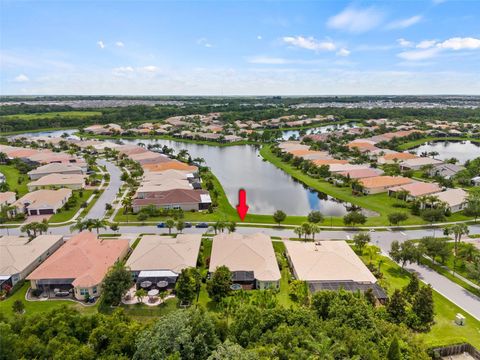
[1,111,101,120]
[361,251,480,348]
[0,164,29,196]
[398,137,480,151]
[0,283,98,319]
[48,190,93,223]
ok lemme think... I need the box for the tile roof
[209,233,281,282]
[389,182,442,197]
[359,176,414,189]
[27,232,129,288]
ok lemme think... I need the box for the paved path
[84,159,122,220]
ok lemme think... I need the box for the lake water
[412,141,480,164]
[15,129,364,216]
[281,122,357,140]
[122,138,355,216]
[9,129,79,140]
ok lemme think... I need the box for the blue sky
[1,0,479,95]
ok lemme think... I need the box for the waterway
[412,140,480,164]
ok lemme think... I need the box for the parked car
[184,222,192,228]
[195,222,209,228]
[157,222,166,228]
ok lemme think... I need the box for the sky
[1,0,480,95]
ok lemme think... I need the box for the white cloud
[141,65,160,72]
[336,48,351,57]
[386,15,422,30]
[112,66,134,76]
[397,38,414,47]
[327,6,384,33]
[437,37,480,50]
[197,38,213,48]
[397,37,480,61]
[398,48,441,61]
[97,40,105,49]
[257,35,262,40]
[416,40,436,49]
[115,41,125,47]
[282,36,336,51]
[14,74,29,82]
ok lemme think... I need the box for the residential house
[27,174,86,191]
[400,157,443,171]
[428,163,465,180]
[284,240,386,301]
[388,182,442,200]
[27,232,129,300]
[209,233,281,290]
[377,152,418,165]
[132,188,211,212]
[359,176,414,195]
[126,234,202,287]
[28,163,85,180]
[0,192,16,207]
[0,235,64,289]
[13,188,72,216]
[431,188,469,213]
[84,123,123,135]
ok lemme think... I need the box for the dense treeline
[0,289,431,360]
[1,101,480,133]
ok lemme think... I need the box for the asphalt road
[84,159,123,220]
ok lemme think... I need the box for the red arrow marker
[236,189,249,221]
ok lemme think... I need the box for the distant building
[13,188,72,216]
[0,192,16,207]
[27,173,86,191]
[28,163,85,180]
[132,188,211,212]
[430,188,469,213]
[359,176,414,194]
[400,157,443,171]
[428,163,465,180]
[388,182,442,200]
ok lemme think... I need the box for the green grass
[0,283,98,319]
[0,164,29,196]
[398,137,480,151]
[361,252,480,348]
[48,190,93,223]
[1,111,101,121]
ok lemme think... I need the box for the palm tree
[301,222,312,241]
[165,219,175,234]
[445,223,469,256]
[135,288,147,303]
[365,246,379,263]
[177,149,189,160]
[310,224,320,241]
[227,221,236,233]
[293,227,303,240]
[90,219,107,234]
[193,157,205,166]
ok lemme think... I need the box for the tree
[208,341,257,360]
[403,273,420,301]
[90,219,107,234]
[307,211,324,224]
[386,290,406,324]
[293,227,303,239]
[273,210,286,226]
[353,232,370,254]
[445,223,469,256]
[102,262,132,306]
[289,280,310,306]
[387,337,401,360]
[12,300,24,314]
[176,220,185,233]
[419,236,450,264]
[176,268,200,305]
[343,211,367,227]
[137,212,148,222]
[165,218,175,234]
[227,221,236,233]
[464,190,480,222]
[300,222,312,240]
[207,266,232,302]
[110,223,119,233]
[388,212,408,226]
[412,285,435,330]
[390,240,421,267]
[310,223,320,241]
[365,245,379,262]
[135,289,147,303]
[421,208,445,224]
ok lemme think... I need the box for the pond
[9,129,79,140]
[281,122,357,140]
[121,138,356,216]
[412,140,480,164]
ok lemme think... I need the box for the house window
[92,287,98,294]
[80,288,89,295]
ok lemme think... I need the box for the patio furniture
[148,289,159,303]
[157,280,168,288]
[140,281,152,289]
[230,284,242,291]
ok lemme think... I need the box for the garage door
[29,210,38,215]
[39,209,54,215]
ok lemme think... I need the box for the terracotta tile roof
[359,176,413,189]
[27,232,129,288]
[383,152,418,161]
[389,182,442,197]
[338,168,383,179]
[142,161,198,172]
[28,174,85,187]
[312,159,349,165]
[14,188,72,210]
[133,189,209,207]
